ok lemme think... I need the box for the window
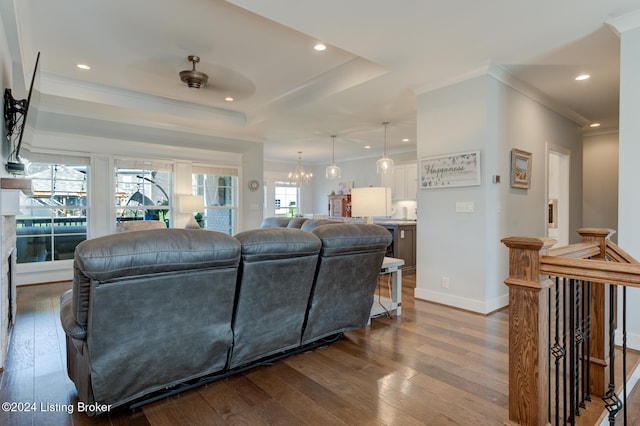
[274,182,298,217]
[16,163,88,264]
[192,165,238,235]
[115,159,173,227]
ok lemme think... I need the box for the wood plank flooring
[0,277,638,425]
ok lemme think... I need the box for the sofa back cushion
[230,228,321,368]
[259,217,291,228]
[302,223,391,344]
[299,218,340,232]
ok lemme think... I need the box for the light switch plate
[455,201,474,213]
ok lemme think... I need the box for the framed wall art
[419,150,481,189]
[510,149,532,189]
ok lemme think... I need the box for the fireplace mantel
[1,177,32,193]
[0,178,31,216]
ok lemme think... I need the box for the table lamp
[351,187,391,223]
[179,195,204,229]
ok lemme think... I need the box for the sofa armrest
[60,289,87,340]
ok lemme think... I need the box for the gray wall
[583,132,618,241]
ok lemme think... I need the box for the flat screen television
[4,51,40,174]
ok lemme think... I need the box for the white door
[547,145,570,246]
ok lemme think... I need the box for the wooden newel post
[501,237,556,426]
[577,228,616,397]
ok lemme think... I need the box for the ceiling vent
[179,55,208,89]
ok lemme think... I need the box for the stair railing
[502,228,637,425]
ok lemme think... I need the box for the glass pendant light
[325,135,341,180]
[376,121,394,174]
[288,151,313,186]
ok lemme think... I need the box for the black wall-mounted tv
[4,51,40,174]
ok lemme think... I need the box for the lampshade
[289,151,313,186]
[325,135,341,180]
[178,195,204,229]
[351,187,391,221]
[377,122,394,175]
[179,195,204,213]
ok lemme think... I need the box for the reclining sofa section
[60,223,391,413]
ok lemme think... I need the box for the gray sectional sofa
[59,219,391,414]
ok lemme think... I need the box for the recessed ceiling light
[402,138,410,142]
[313,43,327,52]
[76,64,90,70]
[224,96,234,102]
[364,145,371,149]
[590,123,601,128]
[575,74,590,81]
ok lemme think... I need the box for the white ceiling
[4,0,639,164]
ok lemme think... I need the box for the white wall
[583,132,618,241]
[615,18,640,349]
[414,70,583,314]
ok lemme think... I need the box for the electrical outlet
[441,276,450,289]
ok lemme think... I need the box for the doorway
[547,145,570,246]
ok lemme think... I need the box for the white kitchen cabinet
[392,163,417,200]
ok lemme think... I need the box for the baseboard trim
[413,288,508,315]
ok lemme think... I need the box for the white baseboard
[615,329,640,351]
[16,260,73,285]
[413,288,508,314]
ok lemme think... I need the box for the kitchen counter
[374,220,417,225]
[374,221,416,274]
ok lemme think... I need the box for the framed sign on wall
[419,151,481,189]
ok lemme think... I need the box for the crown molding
[606,9,640,34]
[488,63,589,127]
[413,62,589,127]
[413,62,491,95]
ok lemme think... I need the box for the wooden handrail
[606,239,639,264]
[548,241,600,259]
[540,255,640,287]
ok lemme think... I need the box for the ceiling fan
[179,55,209,89]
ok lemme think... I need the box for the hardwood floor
[0,277,638,425]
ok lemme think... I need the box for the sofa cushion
[234,227,321,262]
[72,229,240,327]
[259,217,290,228]
[230,228,321,368]
[286,217,307,228]
[311,223,392,256]
[300,218,340,232]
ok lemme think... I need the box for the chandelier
[325,135,341,180]
[376,121,394,174]
[289,151,313,186]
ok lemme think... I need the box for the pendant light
[288,151,313,186]
[325,135,341,180]
[376,121,394,174]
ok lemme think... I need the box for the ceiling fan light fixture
[180,55,209,88]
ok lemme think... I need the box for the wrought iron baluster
[623,286,627,425]
[550,276,566,425]
[603,284,622,425]
[562,277,568,424]
[576,280,586,411]
[568,278,577,424]
[585,281,592,403]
